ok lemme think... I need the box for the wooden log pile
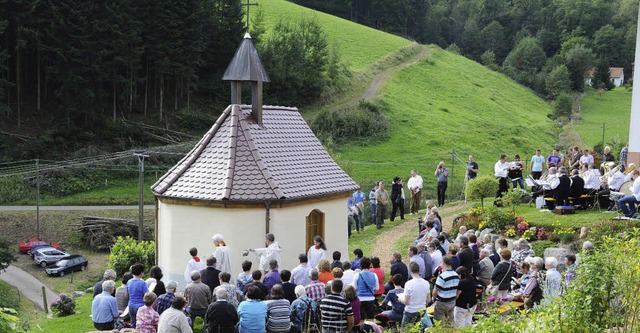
[78,216,139,250]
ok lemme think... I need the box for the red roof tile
[152,105,359,201]
[609,67,623,79]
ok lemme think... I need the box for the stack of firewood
[77,216,139,250]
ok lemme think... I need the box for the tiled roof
[152,104,359,201]
[609,67,623,79]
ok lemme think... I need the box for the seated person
[569,169,585,199]
[380,274,405,322]
[531,168,557,199]
[582,164,602,194]
[550,167,571,207]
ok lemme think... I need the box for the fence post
[42,286,48,314]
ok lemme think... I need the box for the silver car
[33,247,69,267]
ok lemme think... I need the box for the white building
[151,34,359,289]
[609,67,624,87]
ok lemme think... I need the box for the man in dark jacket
[569,169,584,199]
[390,176,405,221]
[204,288,239,333]
[552,167,571,207]
[385,252,409,293]
[200,256,221,293]
[457,236,474,273]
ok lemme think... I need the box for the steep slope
[335,47,558,187]
[574,88,631,148]
[258,0,411,71]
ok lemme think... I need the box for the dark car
[45,255,88,277]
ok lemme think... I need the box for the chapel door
[305,209,325,250]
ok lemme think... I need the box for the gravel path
[0,265,58,311]
[370,202,473,272]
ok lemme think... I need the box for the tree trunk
[187,77,190,111]
[174,77,178,111]
[144,59,148,116]
[129,63,133,114]
[159,73,163,120]
[16,41,21,128]
[37,44,41,112]
[112,80,117,122]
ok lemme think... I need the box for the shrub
[108,236,156,277]
[499,189,524,212]
[481,206,516,231]
[51,293,76,316]
[0,177,31,204]
[464,176,498,209]
[311,100,390,144]
[531,240,555,257]
[0,308,26,332]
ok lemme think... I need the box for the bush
[0,308,26,332]
[464,176,498,209]
[311,100,390,144]
[0,177,31,204]
[51,293,76,316]
[108,236,156,277]
[531,240,555,257]
[480,206,516,231]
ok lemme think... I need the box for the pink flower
[501,297,509,302]
[488,296,496,302]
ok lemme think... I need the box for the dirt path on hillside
[371,202,472,272]
[361,46,430,101]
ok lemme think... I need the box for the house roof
[609,67,624,79]
[222,33,270,82]
[151,104,359,202]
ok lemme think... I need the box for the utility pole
[134,152,149,240]
[36,159,40,239]
[601,123,606,155]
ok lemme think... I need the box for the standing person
[347,196,361,235]
[375,181,390,229]
[307,236,327,269]
[353,188,366,226]
[531,149,545,180]
[136,292,160,333]
[620,144,629,171]
[569,146,582,170]
[580,149,594,166]
[547,148,562,168]
[369,182,379,228]
[204,288,239,333]
[157,296,193,333]
[457,236,473,273]
[250,233,282,273]
[128,263,149,328]
[390,176,405,221]
[93,269,117,298]
[435,161,449,207]
[494,155,514,203]
[184,248,205,285]
[211,234,232,275]
[291,254,312,287]
[91,280,119,331]
[400,262,431,328]
[263,260,282,292]
[351,257,378,320]
[265,285,292,333]
[200,257,221,293]
[370,257,386,297]
[237,286,268,333]
[407,170,424,214]
[432,255,459,327]
[237,261,253,292]
[184,271,212,326]
[319,279,354,333]
[147,266,166,297]
[509,155,525,191]
[466,155,478,181]
[116,273,133,316]
[453,267,477,328]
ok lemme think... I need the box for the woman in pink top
[136,292,159,333]
[370,257,386,297]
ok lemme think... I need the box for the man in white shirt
[291,254,312,286]
[400,262,431,328]
[617,170,640,218]
[250,233,282,273]
[428,242,442,275]
[583,164,601,194]
[580,149,594,166]
[494,155,515,203]
[184,248,206,285]
[407,170,423,214]
[408,246,426,279]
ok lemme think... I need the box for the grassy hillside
[334,47,558,194]
[258,0,411,71]
[574,87,632,149]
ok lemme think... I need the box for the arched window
[305,209,325,250]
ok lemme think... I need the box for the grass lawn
[336,48,558,191]
[574,87,632,149]
[348,211,421,256]
[259,0,410,71]
[513,204,640,230]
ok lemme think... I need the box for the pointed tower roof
[151,105,359,202]
[222,33,270,82]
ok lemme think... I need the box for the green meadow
[574,87,632,149]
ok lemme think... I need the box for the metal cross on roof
[242,0,258,32]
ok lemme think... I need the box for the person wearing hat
[212,234,232,275]
[155,280,178,315]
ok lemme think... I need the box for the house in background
[609,67,624,87]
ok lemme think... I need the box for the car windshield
[56,260,69,267]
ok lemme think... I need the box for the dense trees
[0,0,245,128]
[292,0,637,97]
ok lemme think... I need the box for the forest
[293,0,637,96]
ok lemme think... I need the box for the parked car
[30,244,67,258]
[18,238,60,254]
[45,255,88,277]
[33,247,70,267]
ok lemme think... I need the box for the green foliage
[51,293,76,316]
[552,93,573,120]
[465,176,498,209]
[445,43,461,54]
[0,308,26,333]
[0,177,31,205]
[0,238,17,272]
[480,50,498,70]
[480,206,517,231]
[260,17,350,106]
[564,44,596,91]
[574,87,631,149]
[545,64,571,99]
[108,236,156,277]
[591,60,614,91]
[502,37,547,90]
[531,240,556,258]
[311,100,390,144]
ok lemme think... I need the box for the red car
[18,239,60,254]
